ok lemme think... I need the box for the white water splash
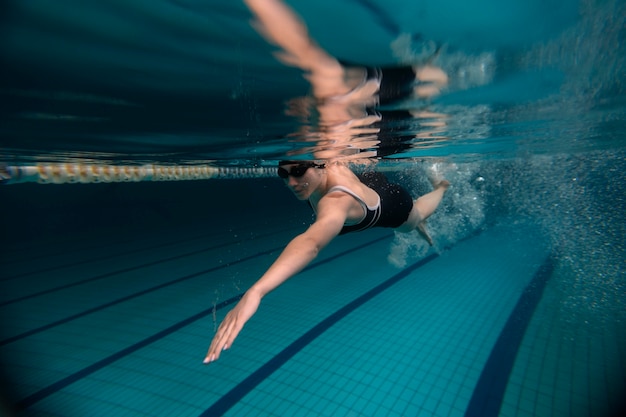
[387,161,486,267]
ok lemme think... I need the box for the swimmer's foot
[417,221,434,246]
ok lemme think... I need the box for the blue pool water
[1,0,625,416]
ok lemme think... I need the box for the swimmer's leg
[416,221,434,246]
[396,180,450,244]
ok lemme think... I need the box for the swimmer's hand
[204,289,261,364]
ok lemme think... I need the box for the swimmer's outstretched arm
[204,198,349,363]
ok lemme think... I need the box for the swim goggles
[277,162,325,179]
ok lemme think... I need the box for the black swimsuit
[310,172,414,235]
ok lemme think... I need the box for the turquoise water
[1,0,625,416]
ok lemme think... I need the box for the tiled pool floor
[1,218,623,416]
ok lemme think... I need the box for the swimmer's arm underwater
[204,197,349,363]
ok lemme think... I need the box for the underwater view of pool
[1,0,624,416]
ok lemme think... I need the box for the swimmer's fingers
[205,314,238,363]
[204,291,261,364]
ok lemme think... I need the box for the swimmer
[204,160,449,363]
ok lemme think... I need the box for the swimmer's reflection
[244,0,449,160]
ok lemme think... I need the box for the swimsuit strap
[309,185,381,231]
[327,185,379,210]
[326,185,381,226]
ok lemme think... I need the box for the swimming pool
[2,154,624,416]
[1,0,625,416]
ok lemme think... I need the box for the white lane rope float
[0,164,279,185]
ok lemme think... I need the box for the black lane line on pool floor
[2,208,295,265]
[464,253,556,417]
[199,252,440,417]
[1,231,380,346]
[1,225,291,281]
[15,235,391,411]
[0,247,281,347]
[0,229,290,306]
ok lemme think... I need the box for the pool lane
[464,253,555,417]
[217,225,551,417]
[202,253,440,416]
[11,235,392,412]
[6,224,551,416]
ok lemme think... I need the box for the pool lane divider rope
[1,164,279,185]
[1,162,419,185]
[14,235,392,411]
